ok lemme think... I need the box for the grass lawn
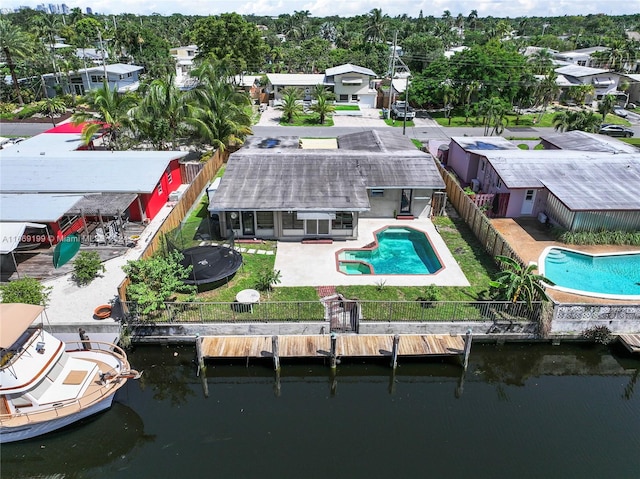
[280,114,334,126]
[334,105,360,111]
[384,118,415,127]
[190,214,498,305]
[621,138,640,147]
[430,108,631,129]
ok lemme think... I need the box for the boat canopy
[0,303,45,349]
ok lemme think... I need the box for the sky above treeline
[4,0,637,18]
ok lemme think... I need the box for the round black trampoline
[180,246,243,285]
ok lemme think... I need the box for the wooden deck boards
[200,334,465,360]
[619,334,640,353]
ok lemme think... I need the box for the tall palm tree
[490,256,552,307]
[71,81,138,150]
[0,19,33,106]
[529,48,555,74]
[477,96,508,136]
[441,83,457,125]
[364,8,387,44]
[467,10,478,31]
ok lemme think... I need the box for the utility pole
[96,28,108,82]
[387,31,398,114]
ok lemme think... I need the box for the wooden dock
[619,334,640,354]
[199,334,466,363]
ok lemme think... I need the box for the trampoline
[180,246,243,285]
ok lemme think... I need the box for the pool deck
[274,218,470,287]
[491,217,640,305]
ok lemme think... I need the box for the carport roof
[0,194,85,222]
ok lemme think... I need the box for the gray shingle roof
[325,64,377,77]
[478,150,640,210]
[212,138,445,212]
[541,130,638,154]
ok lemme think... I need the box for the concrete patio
[274,218,470,287]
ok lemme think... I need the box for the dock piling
[330,333,337,370]
[462,329,472,371]
[272,335,280,372]
[391,334,400,369]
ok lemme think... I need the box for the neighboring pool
[337,226,443,275]
[539,247,640,300]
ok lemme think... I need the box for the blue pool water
[338,227,442,275]
[542,248,640,297]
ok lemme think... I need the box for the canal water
[3,343,639,479]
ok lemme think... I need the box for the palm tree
[441,83,457,125]
[310,95,335,125]
[277,86,303,123]
[467,10,478,30]
[131,75,189,150]
[477,96,508,136]
[364,8,387,43]
[571,84,595,106]
[552,109,601,133]
[489,255,552,307]
[598,94,617,122]
[529,48,554,74]
[38,95,67,126]
[0,19,33,106]
[71,81,138,150]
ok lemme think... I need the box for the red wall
[129,159,183,222]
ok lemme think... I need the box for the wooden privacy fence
[436,163,525,267]
[117,149,228,300]
[119,300,542,324]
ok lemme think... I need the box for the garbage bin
[381,108,388,119]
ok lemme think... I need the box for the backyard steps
[545,249,569,264]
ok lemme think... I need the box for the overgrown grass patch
[334,105,360,111]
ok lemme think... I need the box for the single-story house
[0,123,187,246]
[445,136,519,187]
[208,130,445,240]
[265,63,378,107]
[540,130,638,154]
[446,135,640,231]
[43,63,144,97]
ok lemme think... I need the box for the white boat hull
[0,389,116,444]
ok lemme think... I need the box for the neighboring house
[265,63,378,107]
[553,46,609,68]
[324,64,378,107]
[0,123,187,245]
[233,74,262,103]
[75,47,108,65]
[170,45,198,90]
[446,135,640,231]
[619,73,640,105]
[554,64,620,100]
[265,73,326,103]
[43,63,144,97]
[208,130,445,241]
[540,130,638,154]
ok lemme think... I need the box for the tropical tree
[552,109,601,133]
[598,94,617,122]
[441,83,457,125]
[490,255,552,307]
[186,59,253,151]
[528,48,555,74]
[477,96,509,136]
[71,81,139,150]
[37,96,67,126]
[130,75,189,150]
[364,8,387,44]
[571,84,595,106]
[0,19,33,105]
[277,86,303,123]
[310,95,335,125]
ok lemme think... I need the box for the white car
[613,107,628,118]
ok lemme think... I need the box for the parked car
[598,124,634,137]
[613,106,628,118]
[390,101,416,120]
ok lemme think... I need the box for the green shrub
[15,104,40,119]
[73,251,105,286]
[255,269,282,291]
[0,277,52,306]
[0,102,17,115]
[558,229,640,246]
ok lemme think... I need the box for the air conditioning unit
[169,184,189,202]
[471,179,481,193]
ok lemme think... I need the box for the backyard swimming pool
[539,247,640,300]
[337,226,443,275]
